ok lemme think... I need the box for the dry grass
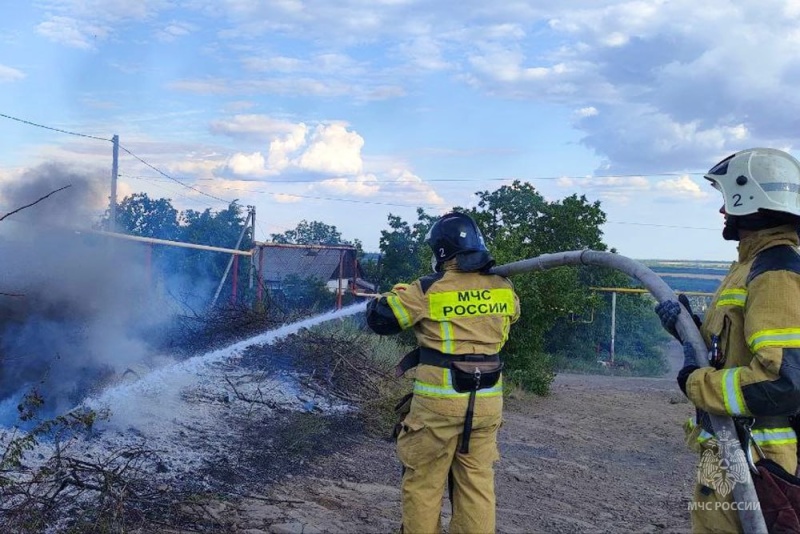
[271,317,415,438]
[0,316,414,532]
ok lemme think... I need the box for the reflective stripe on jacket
[684,225,800,474]
[686,417,798,447]
[366,261,520,417]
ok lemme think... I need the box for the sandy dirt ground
[203,342,699,534]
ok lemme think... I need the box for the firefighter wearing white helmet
[708,147,800,240]
[366,211,520,534]
[656,148,800,532]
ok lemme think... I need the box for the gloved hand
[655,294,702,341]
[681,339,699,368]
[391,283,410,293]
[678,293,703,330]
[655,300,681,340]
[677,341,700,396]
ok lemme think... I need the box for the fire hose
[489,249,767,534]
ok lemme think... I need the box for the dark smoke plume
[0,163,172,421]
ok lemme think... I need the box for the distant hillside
[640,259,733,269]
[636,259,730,294]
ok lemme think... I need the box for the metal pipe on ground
[490,249,767,534]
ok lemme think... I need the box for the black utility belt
[419,347,502,394]
[394,346,503,455]
[394,346,500,377]
[418,347,500,368]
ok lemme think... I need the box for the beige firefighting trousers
[687,443,797,533]
[396,399,502,534]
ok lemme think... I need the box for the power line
[123,175,721,230]
[117,145,234,205]
[123,174,218,211]
[606,220,718,231]
[0,112,720,223]
[240,190,436,209]
[0,120,719,231]
[0,113,710,182]
[0,111,713,191]
[206,173,705,183]
[122,174,435,209]
[0,113,232,205]
[0,112,111,142]
[120,171,708,186]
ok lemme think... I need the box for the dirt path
[218,343,697,533]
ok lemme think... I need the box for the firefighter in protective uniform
[366,212,520,534]
[656,148,800,533]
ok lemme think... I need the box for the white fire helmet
[705,147,800,218]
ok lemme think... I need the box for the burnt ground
[186,343,698,534]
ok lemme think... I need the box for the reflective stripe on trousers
[413,368,503,398]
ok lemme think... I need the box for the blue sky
[2,1,800,261]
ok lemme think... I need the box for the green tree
[175,203,253,306]
[374,210,434,290]
[100,193,180,240]
[454,182,609,393]
[99,197,255,309]
[270,220,345,245]
[545,268,668,376]
[261,218,376,315]
[375,181,630,395]
[277,274,335,313]
[180,203,250,248]
[359,254,382,291]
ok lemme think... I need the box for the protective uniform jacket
[367,260,520,533]
[367,261,520,417]
[685,225,800,472]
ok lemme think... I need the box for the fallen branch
[225,490,305,504]
[224,375,279,408]
[0,184,72,222]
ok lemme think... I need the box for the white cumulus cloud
[655,175,710,200]
[211,115,306,142]
[0,64,25,82]
[574,106,598,118]
[384,168,445,206]
[36,16,109,49]
[216,117,366,178]
[318,174,380,196]
[295,124,364,176]
[156,21,196,42]
[226,152,268,177]
[264,127,308,173]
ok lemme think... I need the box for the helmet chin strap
[431,251,496,273]
[722,216,740,241]
[455,250,495,272]
[723,212,797,241]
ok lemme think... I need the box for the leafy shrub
[272,316,414,438]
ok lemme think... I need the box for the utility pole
[110,134,119,232]
[249,206,256,290]
[211,207,253,308]
[610,291,617,365]
[337,250,344,310]
[491,250,767,533]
